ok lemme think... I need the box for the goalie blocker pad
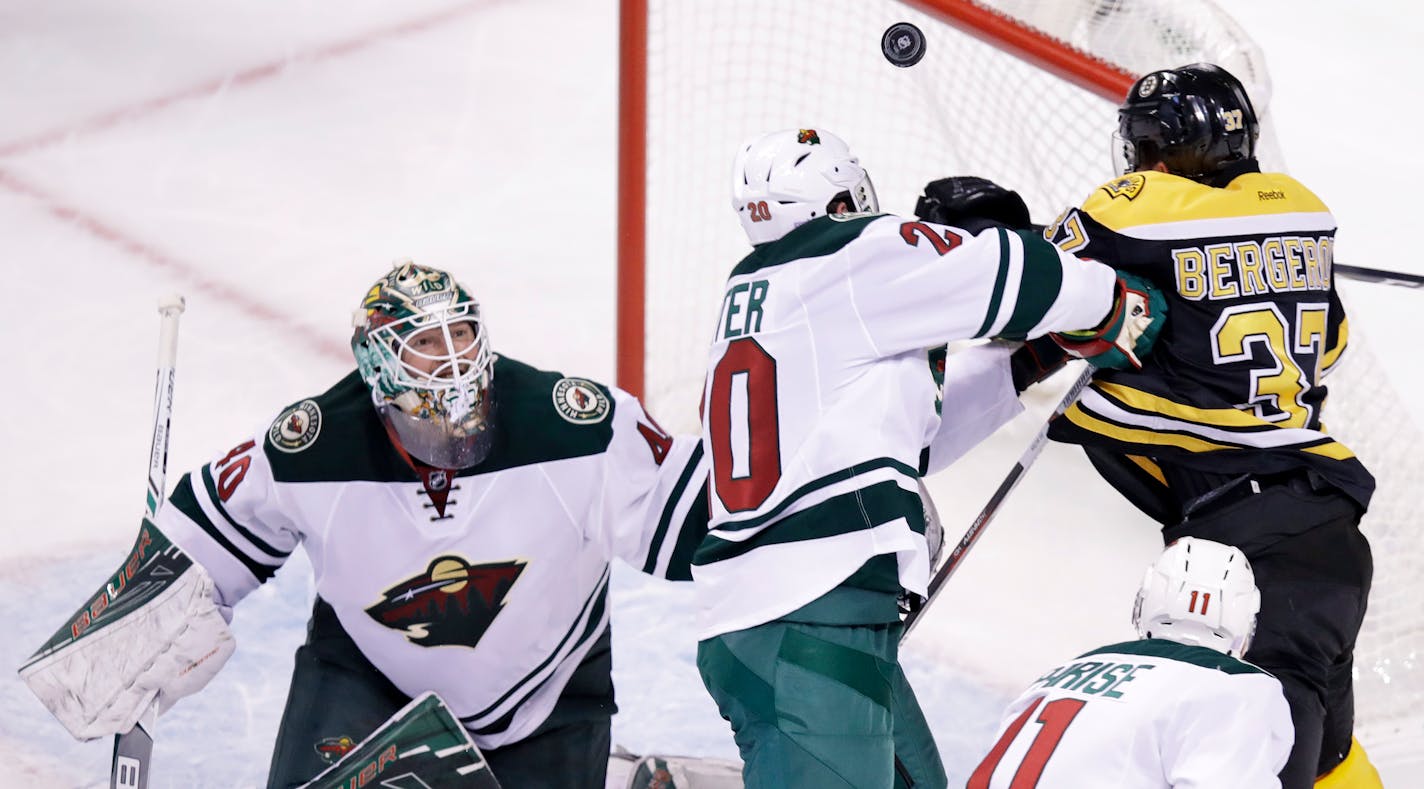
[299,692,501,789]
[17,519,235,741]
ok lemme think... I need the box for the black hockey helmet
[1116,63,1259,182]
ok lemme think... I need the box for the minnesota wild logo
[797,129,821,145]
[366,555,526,649]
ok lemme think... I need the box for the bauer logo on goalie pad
[553,378,610,424]
[269,399,322,453]
[1101,173,1147,202]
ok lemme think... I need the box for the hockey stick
[901,363,1094,643]
[110,294,186,789]
[1336,263,1424,289]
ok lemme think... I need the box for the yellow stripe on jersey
[1061,405,1238,453]
[1094,382,1274,429]
[1081,382,1357,460]
[1125,454,1167,485]
[1081,170,1331,235]
[1321,316,1349,374]
[1300,440,1357,461]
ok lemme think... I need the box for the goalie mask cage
[617,0,1422,765]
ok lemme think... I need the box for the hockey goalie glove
[1051,271,1167,370]
[915,176,1033,233]
[18,520,235,741]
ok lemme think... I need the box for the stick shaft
[1335,263,1424,288]
[114,295,185,789]
[901,364,1093,642]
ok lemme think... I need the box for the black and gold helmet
[1116,63,1259,182]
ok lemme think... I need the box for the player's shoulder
[475,355,619,470]
[1082,638,1273,677]
[263,370,412,483]
[729,213,887,279]
[1079,169,1332,234]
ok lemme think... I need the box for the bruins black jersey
[1044,167,1375,518]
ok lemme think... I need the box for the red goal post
[616,0,1420,767]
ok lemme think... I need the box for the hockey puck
[882,22,926,68]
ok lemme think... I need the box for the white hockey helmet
[1132,537,1261,656]
[731,128,879,245]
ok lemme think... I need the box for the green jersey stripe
[694,479,922,565]
[170,473,277,583]
[974,228,1012,337]
[200,464,291,561]
[730,214,881,278]
[1080,638,1268,675]
[642,442,706,579]
[713,457,920,534]
[462,567,610,731]
[999,231,1066,340]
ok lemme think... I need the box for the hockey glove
[1007,335,1072,393]
[915,176,1033,232]
[1051,271,1167,370]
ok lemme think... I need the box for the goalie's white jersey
[156,355,708,749]
[971,639,1293,788]
[694,213,1119,638]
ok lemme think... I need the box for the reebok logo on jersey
[552,378,610,424]
[365,555,526,649]
[269,399,321,453]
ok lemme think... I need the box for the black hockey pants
[1164,477,1372,789]
[266,598,614,788]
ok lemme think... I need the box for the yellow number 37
[1211,302,1328,428]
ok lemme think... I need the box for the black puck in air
[882,22,926,68]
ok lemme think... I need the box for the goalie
[19,260,711,788]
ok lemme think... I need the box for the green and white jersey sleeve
[973,639,1293,788]
[695,214,1119,639]
[155,357,708,750]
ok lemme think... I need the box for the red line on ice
[0,167,350,361]
[0,2,494,159]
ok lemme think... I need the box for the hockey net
[620,0,1421,762]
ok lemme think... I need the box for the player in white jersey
[692,128,1169,789]
[20,261,709,788]
[969,537,1293,788]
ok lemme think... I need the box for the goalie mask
[352,261,495,469]
[732,127,879,245]
[1132,537,1261,657]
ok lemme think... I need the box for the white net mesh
[639,0,1421,756]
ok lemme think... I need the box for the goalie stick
[111,294,187,789]
[900,363,1094,643]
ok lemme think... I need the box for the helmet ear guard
[1116,63,1259,181]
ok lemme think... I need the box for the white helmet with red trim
[731,127,879,245]
[1132,537,1261,656]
